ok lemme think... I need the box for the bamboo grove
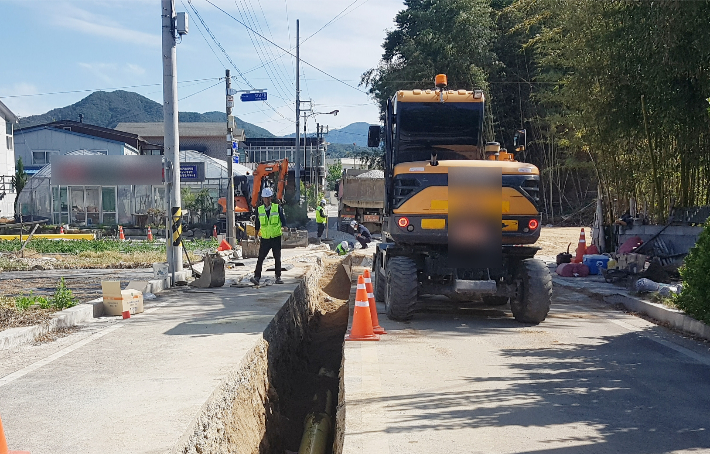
[362,0,710,224]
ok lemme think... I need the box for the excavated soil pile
[174,256,350,454]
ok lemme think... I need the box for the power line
[179,80,223,101]
[0,78,223,99]
[179,0,230,71]
[203,0,367,94]
[187,0,295,123]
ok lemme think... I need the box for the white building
[14,124,140,176]
[0,100,18,218]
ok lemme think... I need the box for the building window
[5,122,12,136]
[5,136,12,150]
[32,150,59,165]
[90,150,109,155]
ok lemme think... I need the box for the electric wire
[0,78,224,99]
[187,0,295,124]
[234,0,294,106]
[203,0,367,94]
[179,80,223,101]
[179,0,230,71]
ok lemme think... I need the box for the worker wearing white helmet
[315,198,328,244]
[251,186,287,285]
[335,240,353,256]
[350,220,372,249]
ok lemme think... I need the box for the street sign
[227,88,238,95]
[226,95,234,108]
[240,92,267,102]
[233,155,239,164]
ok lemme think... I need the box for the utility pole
[226,69,235,247]
[162,0,183,281]
[294,19,301,205]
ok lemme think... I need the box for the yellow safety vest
[258,204,282,239]
[316,207,326,224]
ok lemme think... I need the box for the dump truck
[369,74,552,323]
[337,169,385,233]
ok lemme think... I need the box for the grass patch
[0,238,218,255]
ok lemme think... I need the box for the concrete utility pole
[162,0,183,280]
[226,69,236,247]
[294,19,301,204]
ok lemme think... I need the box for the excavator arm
[251,159,289,207]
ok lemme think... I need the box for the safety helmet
[261,187,274,198]
[320,198,327,205]
[340,241,348,249]
[350,220,357,228]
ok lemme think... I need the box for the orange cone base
[345,332,380,341]
[373,325,387,335]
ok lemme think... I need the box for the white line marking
[0,324,124,388]
[609,318,710,366]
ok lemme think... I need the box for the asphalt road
[343,286,710,454]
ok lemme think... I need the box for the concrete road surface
[0,258,311,454]
[343,286,710,454]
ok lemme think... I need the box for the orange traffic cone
[147,226,154,242]
[0,415,31,454]
[345,275,380,341]
[363,269,386,334]
[59,225,64,234]
[217,239,232,251]
[118,225,125,241]
[213,225,218,238]
[572,228,587,263]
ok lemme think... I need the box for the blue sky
[0,0,404,136]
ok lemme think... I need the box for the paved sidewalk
[0,261,308,454]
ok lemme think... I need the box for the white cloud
[79,63,117,85]
[35,2,161,47]
[126,64,147,76]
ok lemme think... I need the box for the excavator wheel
[510,258,552,324]
[385,256,418,321]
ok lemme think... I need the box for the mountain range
[14,90,375,148]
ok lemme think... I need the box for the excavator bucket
[281,228,308,248]
[192,253,226,288]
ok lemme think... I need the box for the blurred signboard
[52,155,164,186]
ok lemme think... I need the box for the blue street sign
[233,155,239,164]
[232,141,237,150]
[240,92,267,102]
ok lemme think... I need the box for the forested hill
[16,90,275,138]
[361,0,710,222]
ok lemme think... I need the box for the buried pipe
[298,389,333,454]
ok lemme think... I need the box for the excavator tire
[373,252,385,302]
[510,258,552,324]
[385,256,418,321]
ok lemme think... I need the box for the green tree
[326,160,343,191]
[676,223,710,324]
[361,0,496,117]
[12,158,28,217]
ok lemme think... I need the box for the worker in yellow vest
[251,187,286,285]
[316,198,327,244]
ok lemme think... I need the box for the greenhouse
[17,149,251,226]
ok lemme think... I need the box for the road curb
[553,276,710,341]
[0,275,172,351]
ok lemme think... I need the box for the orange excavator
[217,158,289,220]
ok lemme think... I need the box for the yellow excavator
[369,74,552,323]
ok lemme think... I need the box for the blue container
[583,254,610,275]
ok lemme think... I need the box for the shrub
[51,277,78,310]
[15,278,78,311]
[675,223,710,324]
